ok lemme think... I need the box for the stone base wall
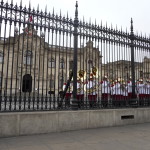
[1,108,150,137]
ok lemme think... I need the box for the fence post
[130,18,137,104]
[72,1,79,110]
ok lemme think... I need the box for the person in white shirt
[122,82,128,99]
[113,78,124,106]
[147,80,150,105]
[63,81,73,107]
[122,81,128,106]
[77,77,84,108]
[100,76,110,107]
[145,80,150,104]
[101,76,110,100]
[115,78,123,100]
[110,81,115,100]
[137,79,146,106]
[86,74,98,108]
[127,78,132,99]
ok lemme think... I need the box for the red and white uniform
[110,83,115,99]
[122,84,128,100]
[137,82,146,100]
[101,80,110,100]
[86,79,98,101]
[77,81,84,100]
[145,82,150,99]
[114,82,123,100]
[148,83,150,99]
[127,80,132,99]
[63,83,72,99]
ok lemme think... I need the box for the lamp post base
[129,98,138,108]
[71,98,78,110]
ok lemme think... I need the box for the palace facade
[0,26,102,96]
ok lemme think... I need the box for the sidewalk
[0,123,150,150]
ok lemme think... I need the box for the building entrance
[22,74,32,92]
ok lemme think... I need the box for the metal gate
[0,1,150,111]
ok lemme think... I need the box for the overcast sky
[5,0,150,36]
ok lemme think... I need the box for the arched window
[24,50,32,65]
[60,58,65,69]
[0,52,3,63]
[48,58,55,68]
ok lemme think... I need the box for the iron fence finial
[111,23,113,29]
[75,1,78,19]
[59,9,62,18]
[45,5,47,13]
[52,7,55,17]
[1,0,4,5]
[130,18,134,34]
[29,1,31,9]
[37,4,39,12]
[20,0,22,6]
[83,16,84,23]
[106,21,107,29]
[66,11,69,20]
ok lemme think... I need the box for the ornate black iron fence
[0,1,150,112]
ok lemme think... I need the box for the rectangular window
[69,61,73,70]
[0,53,3,63]
[140,71,143,78]
[49,79,54,89]
[59,79,64,89]
[0,77,2,88]
[48,61,55,68]
[24,57,32,65]
[60,62,65,69]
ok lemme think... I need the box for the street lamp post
[72,1,79,110]
[130,18,137,106]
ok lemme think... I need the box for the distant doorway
[22,74,32,92]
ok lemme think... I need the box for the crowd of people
[62,72,150,108]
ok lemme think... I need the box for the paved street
[0,123,150,150]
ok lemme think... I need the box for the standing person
[100,76,110,107]
[146,80,150,105]
[115,78,123,106]
[122,81,128,106]
[122,81,128,100]
[77,77,84,108]
[63,81,73,108]
[137,79,146,106]
[127,77,132,100]
[112,79,118,106]
[110,81,115,101]
[86,73,97,108]
[144,79,150,105]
